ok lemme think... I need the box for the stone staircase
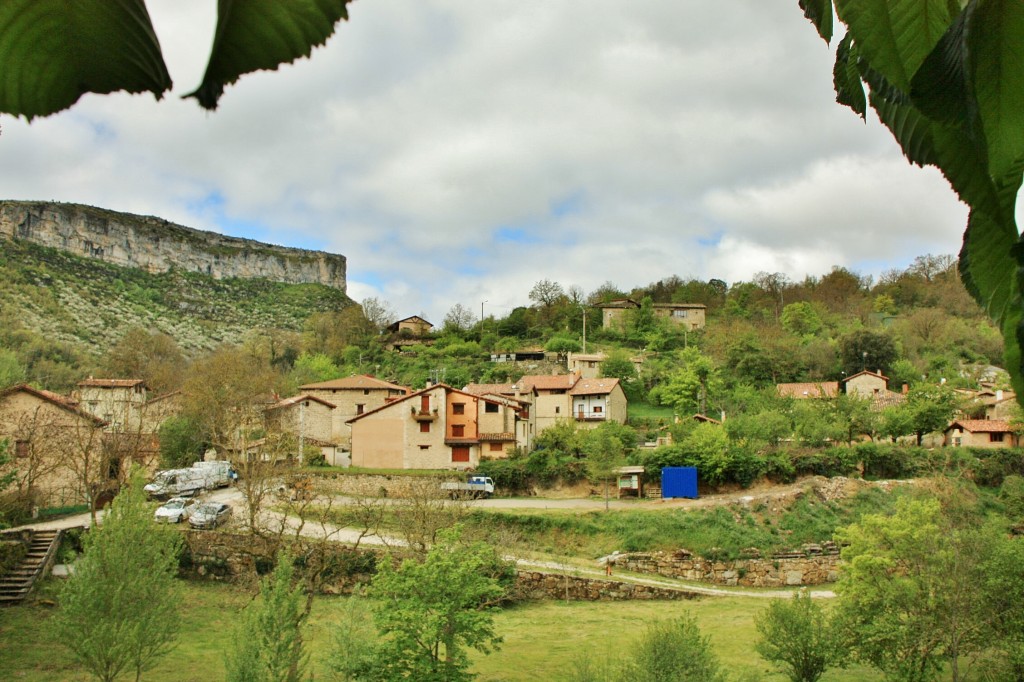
[0,529,62,605]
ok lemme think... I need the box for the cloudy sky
[1,1,976,324]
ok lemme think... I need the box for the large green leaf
[834,0,958,91]
[185,0,352,110]
[800,0,834,43]
[0,0,170,120]
[967,0,1024,180]
[834,33,867,118]
[909,7,970,126]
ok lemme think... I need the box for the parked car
[154,497,198,523]
[188,503,232,529]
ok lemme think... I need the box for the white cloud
[0,1,974,324]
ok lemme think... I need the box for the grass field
[0,579,883,681]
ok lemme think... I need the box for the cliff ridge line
[0,200,346,291]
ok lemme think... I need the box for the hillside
[0,238,353,362]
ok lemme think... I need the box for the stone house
[0,384,109,509]
[843,370,888,398]
[464,372,629,444]
[570,378,628,428]
[387,316,433,338]
[299,375,409,449]
[944,419,1019,448]
[347,384,519,470]
[264,394,341,465]
[597,299,707,332]
[74,378,147,433]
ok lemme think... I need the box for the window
[452,403,465,415]
[420,422,430,433]
[990,432,1005,443]
[594,405,603,413]
[485,403,498,413]
[420,395,430,412]
[452,425,465,437]
[673,309,688,318]
[419,445,429,450]
[15,440,28,458]
[555,406,560,414]
[451,447,470,462]
[489,442,503,452]
[356,404,365,415]
[363,389,370,395]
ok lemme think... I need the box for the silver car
[188,502,232,529]
[154,497,198,523]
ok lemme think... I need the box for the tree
[361,297,396,332]
[781,301,824,337]
[529,279,565,308]
[838,330,898,377]
[0,439,17,526]
[0,2,353,117]
[53,470,182,682]
[100,327,186,395]
[181,346,290,534]
[369,527,511,682]
[755,591,847,682]
[0,348,26,388]
[443,303,477,335]
[616,614,725,682]
[583,424,626,511]
[799,3,1024,405]
[157,414,207,469]
[834,488,1003,682]
[881,384,961,446]
[226,552,308,682]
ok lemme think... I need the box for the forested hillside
[0,238,1004,405]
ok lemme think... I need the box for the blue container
[661,467,698,499]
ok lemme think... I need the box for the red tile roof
[947,419,1014,433]
[776,382,840,399]
[300,375,408,392]
[569,378,621,396]
[519,374,579,391]
[77,378,145,388]
[0,384,107,426]
[266,394,337,411]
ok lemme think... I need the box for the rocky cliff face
[0,201,346,291]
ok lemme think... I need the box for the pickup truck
[441,476,495,499]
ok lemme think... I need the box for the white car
[189,502,233,530]
[154,497,198,523]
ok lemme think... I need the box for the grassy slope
[0,239,352,357]
[0,580,882,681]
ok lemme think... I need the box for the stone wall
[0,201,346,291]
[314,473,449,498]
[180,531,704,602]
[513,571,702,602]
[614,549,842,587]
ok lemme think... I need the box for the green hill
[0,238,353,385]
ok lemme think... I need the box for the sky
[0,1,982,326]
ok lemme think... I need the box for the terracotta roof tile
[776,382,840,399]
[948,419,1014,433]
[569,378,620,396]
[300,375,408,392]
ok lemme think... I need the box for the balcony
[411,406,438,422]
[574,410,607,422]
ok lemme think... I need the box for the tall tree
[53,470,182,682]
[755,591,847,682]
[226,552,308,682]
[369,527,510,682]
[835,488,1002,682]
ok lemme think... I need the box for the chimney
[997,389,1004,401]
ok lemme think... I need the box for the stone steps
[0,529,61,605]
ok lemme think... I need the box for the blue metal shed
[661,467,698,499]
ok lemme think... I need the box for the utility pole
[582,308,587,353]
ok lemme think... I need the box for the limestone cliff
[0,201,346,291]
